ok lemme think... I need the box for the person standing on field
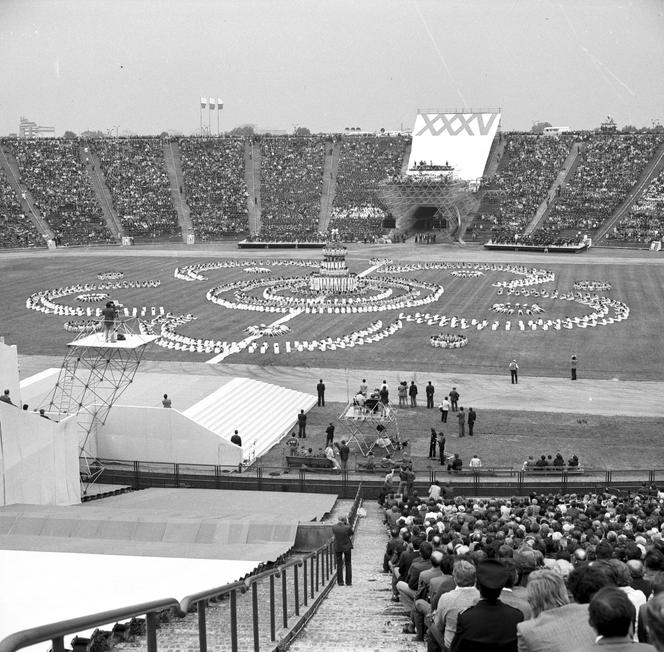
[509,359,519,384]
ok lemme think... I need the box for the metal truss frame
[337,398,402,457]
[45,321,154,496]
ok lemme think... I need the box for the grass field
[3,244,664,381]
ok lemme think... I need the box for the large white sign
[408,111,501,181]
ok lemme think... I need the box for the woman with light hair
[526,569,569,617]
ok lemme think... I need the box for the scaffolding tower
[337,397,402,457]
[45,321,157,496]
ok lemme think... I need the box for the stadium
[2,1,664,651]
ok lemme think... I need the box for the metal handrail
[0,598,180,652]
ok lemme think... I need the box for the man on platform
[325,422,336,447]
[316,378,325,406]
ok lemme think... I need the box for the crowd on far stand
[542,133,664,237]
[179,137,249,240]
[7,138,112,246]
[0,167,43,247]
[258,136,328,241]
[610,167,664,244]
[382,484,664,651]
[328,136,410,242]
[93,138,180,240]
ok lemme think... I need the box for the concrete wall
[0,402,81,506]
[98,406,243,467]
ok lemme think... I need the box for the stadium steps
[595,141,664,243]
[287,501,420,652]
[245,140,261,235]
[317,139,342,233]
[0,145,54,241]
[79,146,124,241]
[481,133,506,179]
[163,141,193,243]
[400,142,412,176]
[525,140,584,236]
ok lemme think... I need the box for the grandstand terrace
[0,167,43,248]
[178,136,249,240]
[330,135,410,241]
[92,137,180,241]
[258,135,328,241]
[6,138,112,246]
[540,133,664,240]
[1,132,664,250]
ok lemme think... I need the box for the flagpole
[217,104,220,135]
[208,102,211,134]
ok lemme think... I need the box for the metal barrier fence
[93,457,664,498]
[0,486,364,652]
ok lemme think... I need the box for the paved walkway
[17,355,664,418]
[288,501,419,652]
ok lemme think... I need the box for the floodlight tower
[45,320,157,495]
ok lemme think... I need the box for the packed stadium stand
[6,138,113,246]
[329,136,410,242]
[92,138,180,241]
[0,167,44,248]
[258,136,328,241]
[540,133,664,240]
[179,137,249,240]
[610,167,664,244]
[477,134,574,241]
[2,132,664,249]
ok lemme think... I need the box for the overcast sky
[1,0,663,136]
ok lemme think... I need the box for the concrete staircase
[288,501,420,652]
[482,134,506,180]
[317,140,342,234]
[79,146,123,242]
[245,140,261,235]
[0,145,54,243]
[163,141,194,243]
[400,142,412,176]
[595,141,664,243]
[525,141,583,236]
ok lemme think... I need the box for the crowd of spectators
[610,168,664,243]
[93,138,180,240]
[478,135,573,236]
[0,168,44,248]
[7,139,112,246]
[329,136,409,241]
[179,137,249,240]
[383,485,664,650]
[489,227,582,247]
[259,136,328,240]
[542,134,664,237]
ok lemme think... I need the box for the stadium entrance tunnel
[411,205,446,231]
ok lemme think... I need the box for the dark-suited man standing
[450,559,524,652]
[332,514,354,586]
[316,379,325,406]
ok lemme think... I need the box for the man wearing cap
[450,559,524,652]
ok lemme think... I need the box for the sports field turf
[3,243,664,381]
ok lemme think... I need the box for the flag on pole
[209,97,215,109]
[217,98,224,110]
[200,97,207,109]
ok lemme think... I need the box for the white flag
[209,97,215,109]
[217,97,224,109]
[200,97,207,109]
